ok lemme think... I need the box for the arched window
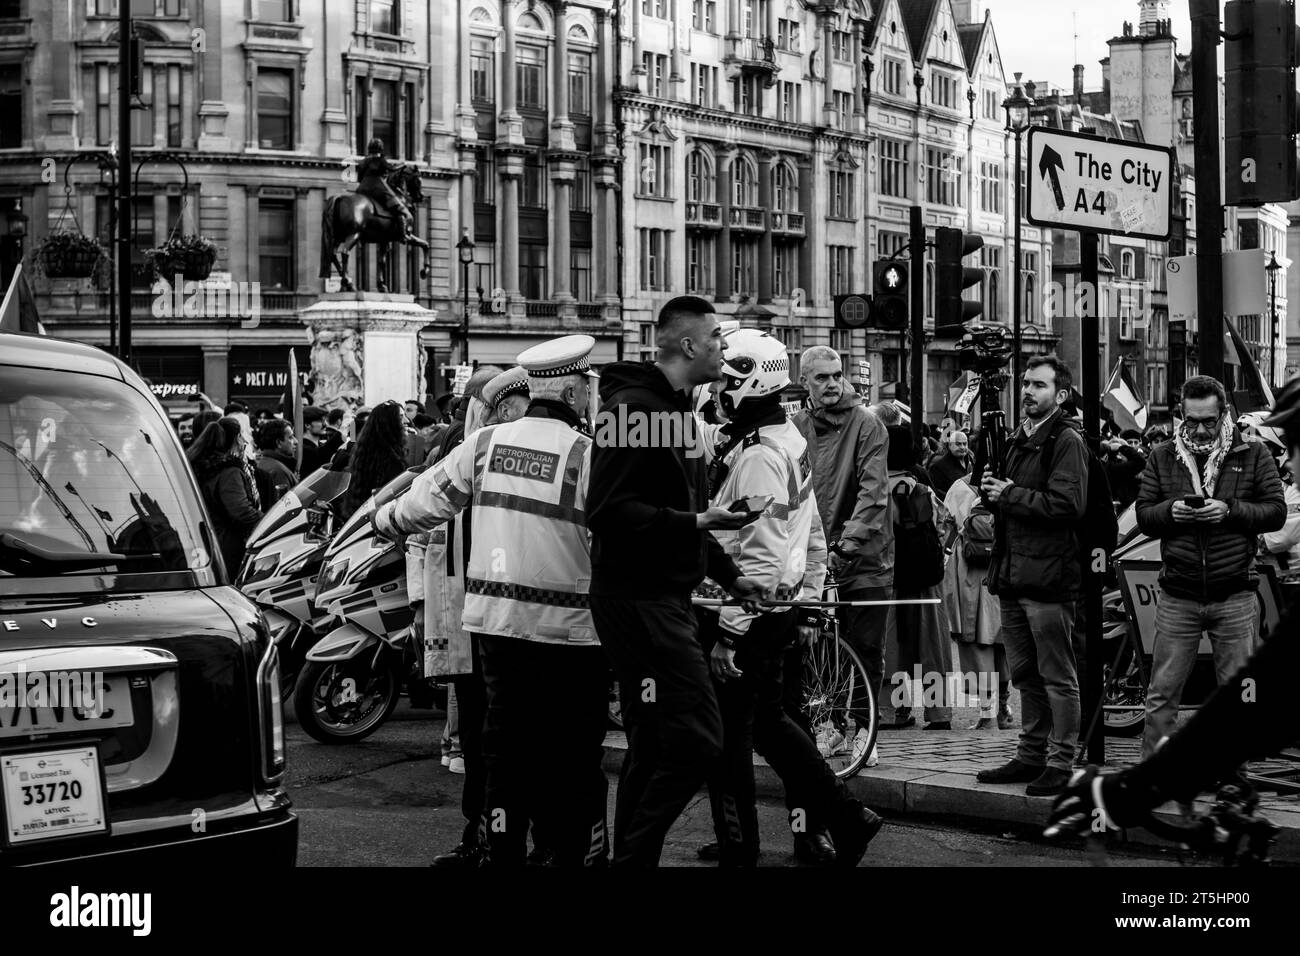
[1120,249,1135,278]
[1024,273,1037,323]
[988,270,1000,320]
[925,261,935,318]
[774,162,798,212]
[733,154,758,206]
[687,148,716,202]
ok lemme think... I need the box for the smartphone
[729,494,775,524]
[1183,495,1206,509]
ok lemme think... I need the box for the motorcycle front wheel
[293,656,402,744]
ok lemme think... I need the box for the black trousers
[451,636,486,849]
[700,611,863,865]
[592,594,723,867]
[478,635,609,867]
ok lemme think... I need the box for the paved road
[285,703,1192,867]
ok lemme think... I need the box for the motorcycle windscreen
[328,466,427,550]
[246,467,352,548]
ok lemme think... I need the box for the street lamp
[1004,73,1033,428]
[456,231,475,365]
[1266,251,1281,389]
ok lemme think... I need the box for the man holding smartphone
[1134,375,1286,759]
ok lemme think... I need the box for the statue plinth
[300,292,438,414]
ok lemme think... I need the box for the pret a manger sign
[1026,127,1174,240]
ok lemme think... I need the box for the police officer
[481,365,530,425]
[697,329,883,867]
[374,335,607,868]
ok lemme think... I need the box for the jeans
[1141,590,1258,759]
[1000,596,1080,772]
[700,610,863,865]
[839,585,893,728]
[592,594,723,867]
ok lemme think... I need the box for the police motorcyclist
[694,328,884,867]
[1047,376,1300,836]
[356,137,414,238]
[373,335,608,867]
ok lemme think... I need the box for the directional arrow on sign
[1038,145,1065,211]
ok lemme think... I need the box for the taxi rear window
[0,367,209,576]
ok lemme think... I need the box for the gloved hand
[1044,765,1159,839]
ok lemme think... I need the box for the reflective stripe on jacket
[705,420,828,635]
[377,414,596,646]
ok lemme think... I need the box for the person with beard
[253,418,298,506]
[301,406,343,474]
[793,347,891,769]
[694,329,883,868]
[187,417,262,574]
[338,402,409,523]
[1134,375,1285,760]
[976,355,1088,797]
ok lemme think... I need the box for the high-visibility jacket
[374,407,596,646]
[702,418,828,636]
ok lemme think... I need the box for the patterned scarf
[1173,415,1234,498]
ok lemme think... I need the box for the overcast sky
[980,0,1193,93]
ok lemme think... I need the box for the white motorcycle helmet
[717,328,790,417]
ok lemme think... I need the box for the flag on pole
[0,263,43,334]
[1224,316,1274,412]
[289,350,304,475]
[1102,360,1148,433]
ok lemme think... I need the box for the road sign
[1026,127,1174,240]
[1167,250,1269,322]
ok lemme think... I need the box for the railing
[685,201,722,226]
[727,36,778,66]
[525,301,559,318]
[730,206,765,229]
[770,212,805,235]
[575,303,604,320]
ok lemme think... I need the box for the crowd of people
[165,294,1295,868]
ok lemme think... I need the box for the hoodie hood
[598,361,687,407]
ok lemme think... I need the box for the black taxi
[0,332,296,865]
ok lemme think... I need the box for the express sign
[1026,127,1174,240]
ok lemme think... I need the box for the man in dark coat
[928,429,972,500]
[976,355,1089,797]
[253,418,298,506]
[1134,375,1285,759]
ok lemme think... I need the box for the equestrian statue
[320,138,431,294]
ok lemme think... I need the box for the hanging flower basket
[33,232,104,279]
[147,235,218,282]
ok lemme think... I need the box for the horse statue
[320,158,431,294]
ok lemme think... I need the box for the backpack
[891,475,945,588]
[1040,418,1119,580]
[961,503,996,567]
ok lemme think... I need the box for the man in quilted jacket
[1134,375,1285,759]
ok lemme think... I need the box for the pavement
[602,718,1300,863]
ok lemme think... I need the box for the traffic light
[833,293,871,329]
[871,260,908,330]
[1225,0,1298,205]
[935,227,984,328]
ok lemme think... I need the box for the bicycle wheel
[799,633,877,779]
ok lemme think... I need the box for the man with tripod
[976,355,1088,797]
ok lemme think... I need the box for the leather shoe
[923,721,951,731]
[431,841,484,867]
[1026,767,1072,797]
[793,830,836,866]
[831,805,883,868]
[971,717,995,730]
[997,705,1015,730]
[881,715,916,730]
[976,758,1043,784]
[696,841,721,862]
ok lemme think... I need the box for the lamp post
[456,231,475,365]
[1003,74,1033,429]
[1266,251,1281,389]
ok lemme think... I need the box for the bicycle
[795,569,878,780]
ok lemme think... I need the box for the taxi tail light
[256,644,287,783]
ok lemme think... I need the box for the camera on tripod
[957,323,1014,376]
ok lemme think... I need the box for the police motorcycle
[294,467,439,744]
[238,467,351,701]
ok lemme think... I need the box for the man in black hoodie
[588,295,766,867]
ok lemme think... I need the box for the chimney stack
[1073,64,1085,99]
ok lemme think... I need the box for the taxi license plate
[1,747,108,845]
[0,676,135,737]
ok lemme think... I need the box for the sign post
[1027,126,1174,767]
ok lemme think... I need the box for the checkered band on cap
[517,334,596,378]
[527,355,591,378]
[497,378,531,400]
